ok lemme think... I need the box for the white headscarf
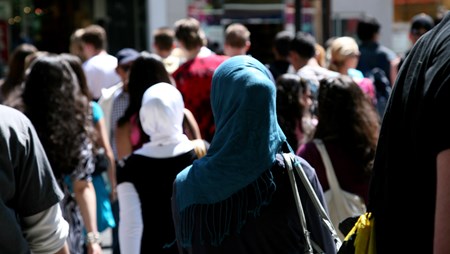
[135,82,193,158]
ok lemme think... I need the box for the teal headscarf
[174,55,287,246]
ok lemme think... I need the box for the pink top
[130,113,149,151]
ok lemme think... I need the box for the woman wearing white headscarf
[116,82,205,254]
[172,55,337,254]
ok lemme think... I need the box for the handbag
[313,139,367,241]
[338,212,376,254]
[282,152,342,253]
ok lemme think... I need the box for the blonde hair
[328,36,359,72]
[315,43,326,67]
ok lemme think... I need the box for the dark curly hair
[21,54,95,178]
[276,73,308,150]
[356,16,380,42]
[59,53,102,150]
[290,32,316,59]
[314,75,380,173]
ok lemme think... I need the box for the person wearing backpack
[355,16,399,117]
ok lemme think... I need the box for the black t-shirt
[357,41,397,80]
[117,150,197,254]
[369,13,450,253]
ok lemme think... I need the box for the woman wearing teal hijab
[172,55,336,254]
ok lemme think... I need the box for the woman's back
[117,82,202,254]
[19,54,101,254]
[172,55,337,254]
[297,76,380,204]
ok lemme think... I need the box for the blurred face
[345,53,359,70]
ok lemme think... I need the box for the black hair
[273,30,293,58]
[356,16,380,42]
[22,54,95,178]
[290,32,316,59]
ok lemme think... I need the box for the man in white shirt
[80,24,121,101]
[98,47,139,254]
[289,32,340,96]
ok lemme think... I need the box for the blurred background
[0,0,448,76]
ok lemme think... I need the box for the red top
[172,54,228,142]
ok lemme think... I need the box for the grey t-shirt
[0,105,63,254]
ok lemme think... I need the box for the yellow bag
[339,212,376,254]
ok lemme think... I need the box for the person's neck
[293,57,308,71]
[184,47,202,60]
[86,49,106,60]
[306,58,320,67]
[338,66,348,75]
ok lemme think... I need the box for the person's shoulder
[298,65,315,76]
[0,105,29,125]
[92,52,117,62]
[117,152,143,171]
[348,68,364,79]
[0,103,19,114]
[181,54,228,72]
[424,15,450,54]
[297,141,317,155]
[277,152,316,176]
[373,43,397,60]
[99,82,123,101]
[0,105,35,143]
[301,65,339,80]
[85,53,117,69]
[201,54,229,64]
[82,57,101,72]
[294,154,315,170]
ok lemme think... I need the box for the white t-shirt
[83,53,121,99]
[298,65,340,95]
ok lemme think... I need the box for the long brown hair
[21,54,96,178]
[1,43,37,100]
[314,75,380,173]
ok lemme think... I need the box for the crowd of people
[0,11,449,254]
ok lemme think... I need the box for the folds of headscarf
[136,82,193,158]
[174,55,287,246]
